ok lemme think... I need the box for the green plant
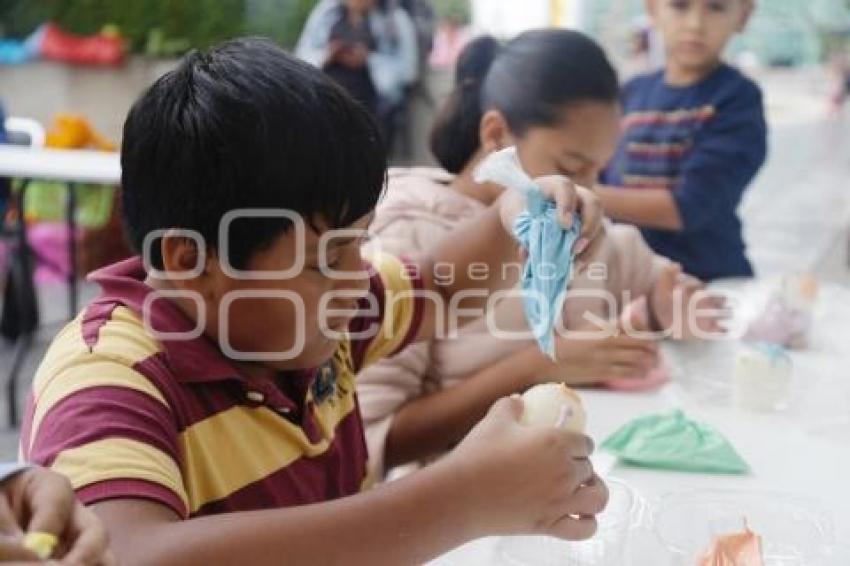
[0,0,53,38]
[432,0,471,26]
[244,0,319,48]
[0,0,320,53]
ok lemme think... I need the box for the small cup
[733,342,793,412]
[497,478,638,566]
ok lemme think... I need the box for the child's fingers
[61,503,111,566]
[677,271,699,286]
[557,191,576,228]
[486,395,526,425]
[574,240,589,257]
[712,296,730,313]
[707,320,726,334]
[669,262,684,278]
[545,180,603,257]
[0,537,41,562]
[0,498,37,562]
[0,497,23,539]
[23,469,74,541]
[573,228,604,262]
[553,183,576,228]
[574,187,602,245]
[695,290,723,305]
[607,364,646,379]
[562,433,595,460]
[610,351,656,375]
[535,175,577,228]
[565,474,609,517]
[547,514,599,541]
[693,291,731,318]
[609,338,659,356]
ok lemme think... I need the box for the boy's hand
[650,264,728,340]
[499,176,602,257]
[0,467,115,565]
[446,397,608,540]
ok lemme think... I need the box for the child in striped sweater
[598,0,767,281]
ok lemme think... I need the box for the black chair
[1,117,46,428]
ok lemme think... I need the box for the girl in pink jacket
[359,31,724,478]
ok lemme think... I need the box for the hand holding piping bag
[475,147,603,360]
[475,146,603,259]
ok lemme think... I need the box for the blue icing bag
[475,147,581,360]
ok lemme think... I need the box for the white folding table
[430,280,850,565]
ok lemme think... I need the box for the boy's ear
[159,231,211,291]
[479,110,514,154]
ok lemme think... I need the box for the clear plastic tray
[496,478,641,566]
[810,544,850,566]
[654,489,833,565]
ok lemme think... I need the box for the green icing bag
[601,410,750,474]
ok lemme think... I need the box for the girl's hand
[499,176,603,258]
[540,331,659,384]
[650,263,729,340]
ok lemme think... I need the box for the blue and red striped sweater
[602,63,768,281]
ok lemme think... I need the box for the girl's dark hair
[429,36,502,174]
[430,29,619,174]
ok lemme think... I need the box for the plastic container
[810,544,850,566]
[662,339,737,406]
[497,479,640,566]
[733,342,794,412]
[655,489,833,565]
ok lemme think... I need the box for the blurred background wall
[1,0,849,155]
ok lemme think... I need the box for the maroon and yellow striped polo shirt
[21,254,423,518]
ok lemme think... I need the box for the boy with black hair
[599,0,767,281]
[22,38,607,565]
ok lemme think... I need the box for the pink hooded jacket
[359,167,670,476]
